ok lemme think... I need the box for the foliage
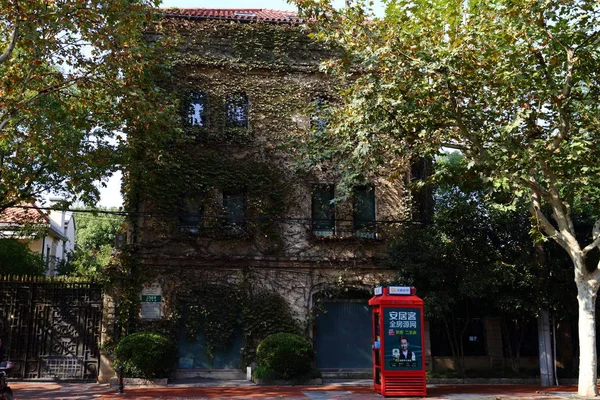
[295,0,600,394]
[391,155,542,305]
[255,333,314,381]
[252,364,279,381]
[101,247,144,339]
[178,284,241,361]
[177,280,300,367]
[58,208,124,278]
[241,288,300,366]
[138,151,291,244]
[0,0,179,212]
[75,209,125,250]
[0,239,45,275]
[122,17,341,258]
[114,332,177,379]
[387,154,542,376]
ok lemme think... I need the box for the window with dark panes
[223,188,246,229]
[188,92,207,127]
[179,196,204,233]
[225,92,248,128]
[353,186,376,239]
[312,184,335,237]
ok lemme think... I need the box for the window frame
[311,183,335,237]
[353,185,376,239]
[187,91,208,127]
[223,188,247,231]
[178,194,204,233]
[224,92,249,129]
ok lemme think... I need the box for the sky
[97,0,385,208]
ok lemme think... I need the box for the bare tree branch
[0,22,18,65]
[529,187,567,248]
[539,160,576,234]
[582,219,600,256]
[576,30,600,53]
[547,48,576,153]
[440,142,468,151]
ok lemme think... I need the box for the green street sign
[141,295,161,302]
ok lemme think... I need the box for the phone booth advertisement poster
[383,308,422,370]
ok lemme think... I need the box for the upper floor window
[223,188,247,230]
[312,184,335,237]
[188,92,207,127]
[179,195,204,233]
[353,186,376,239]
[225,92,248,129]
[311,97,329,131]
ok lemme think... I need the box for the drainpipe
[41,236,46,264]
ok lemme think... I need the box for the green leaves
[0,239,46,276]
[295,0,600,250]
[59,207,125,278]
[0,0,178,211]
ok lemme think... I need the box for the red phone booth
[369,286,426,397]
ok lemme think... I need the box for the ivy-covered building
[122,8,431,379]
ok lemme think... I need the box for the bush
[0,239,45,275]
[114,332,177,379]
[255,333,314,381]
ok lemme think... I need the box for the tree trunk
[538,308,555,386]
[576,270,599,397]
[534,240,556,386]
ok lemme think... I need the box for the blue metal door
[177,329,243,369]
[315,300,372,368]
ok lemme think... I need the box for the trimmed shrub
[255,333,314,381]
[114,332,177,379]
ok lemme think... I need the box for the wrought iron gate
[0,276,103,380]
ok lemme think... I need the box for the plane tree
[0,0,177,212]
[388,153,575,377]
[294,0,600,395]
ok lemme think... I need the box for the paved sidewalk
[5,380,582,400]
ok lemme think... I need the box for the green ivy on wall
[109,17,358,370]
[175,276,300,366]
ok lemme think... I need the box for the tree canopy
[388,153,574,376]
[59,208,124,278]
[295,0,600,394]
[0,0,177,212]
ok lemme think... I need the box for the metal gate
[0,276,103,380]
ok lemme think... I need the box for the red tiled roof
[161,8,302,24]
[0,204,49,225]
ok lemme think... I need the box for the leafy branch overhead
[0,0,179,211]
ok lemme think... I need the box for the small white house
[0,198,76,276]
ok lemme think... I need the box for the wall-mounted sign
[140,283,162,320]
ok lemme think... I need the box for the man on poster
[399,336,415,361]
